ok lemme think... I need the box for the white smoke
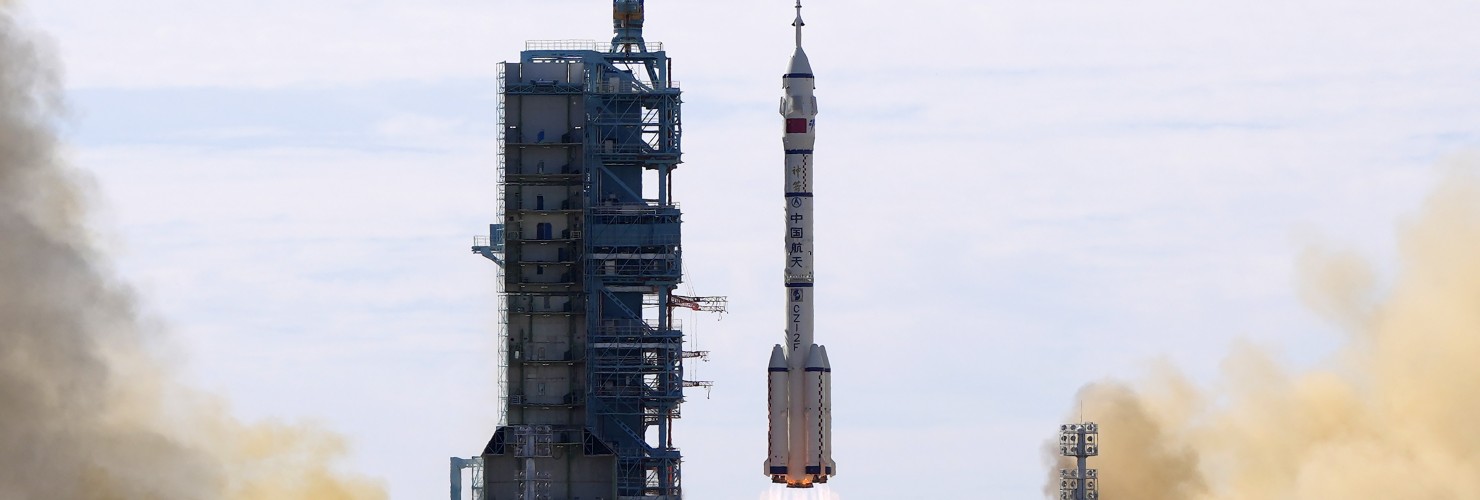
[758,484,842,500]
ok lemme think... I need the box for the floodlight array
[1058,422,1101,500]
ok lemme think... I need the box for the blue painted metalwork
[449,457,485,500]
[573,43,686,496]
[472,16,687,497]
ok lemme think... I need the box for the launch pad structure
[460,2,711,499]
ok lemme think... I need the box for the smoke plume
[1048,156,1480,499]
[0,7,384,499]
[758,484,842,500]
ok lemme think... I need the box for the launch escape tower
[463,2,704,498]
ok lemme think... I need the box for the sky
[13,0,1480,498]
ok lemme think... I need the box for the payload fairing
[764,1,835,489]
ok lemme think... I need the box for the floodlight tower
[1058,422,1100,500]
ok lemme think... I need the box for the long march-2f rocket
[764,1,835,489]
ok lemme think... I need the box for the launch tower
[466,2,698,498]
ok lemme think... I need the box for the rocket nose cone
[817,345,831,371]
[788,47,813,75]
[769,344,789,369]
[804,344,824,369]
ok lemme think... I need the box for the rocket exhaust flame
[1049,157,1480,500]
[0,6,382,499]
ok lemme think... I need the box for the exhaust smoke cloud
[1049,156,1480,499]
[0,6,384,499]
[758,484,841,500]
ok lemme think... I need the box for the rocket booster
[765,1,834,488]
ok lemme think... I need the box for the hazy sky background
[15,0,1480,498]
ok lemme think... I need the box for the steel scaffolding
[470,24,690,497]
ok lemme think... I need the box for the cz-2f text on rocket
[765,1,835,489]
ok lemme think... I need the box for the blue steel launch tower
[468,1,693,498]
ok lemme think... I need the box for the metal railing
[590,201,680,216]
[594,80,678,94]
[585,234,680,247]
[524,39,664,52]
[591,318,683,339]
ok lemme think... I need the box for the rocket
[765,1,834,488]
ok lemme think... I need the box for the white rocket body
[764,2,834,488]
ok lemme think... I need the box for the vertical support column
[658,164,669,205]
[450,458,463,500]
[1076,454,1087,500]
